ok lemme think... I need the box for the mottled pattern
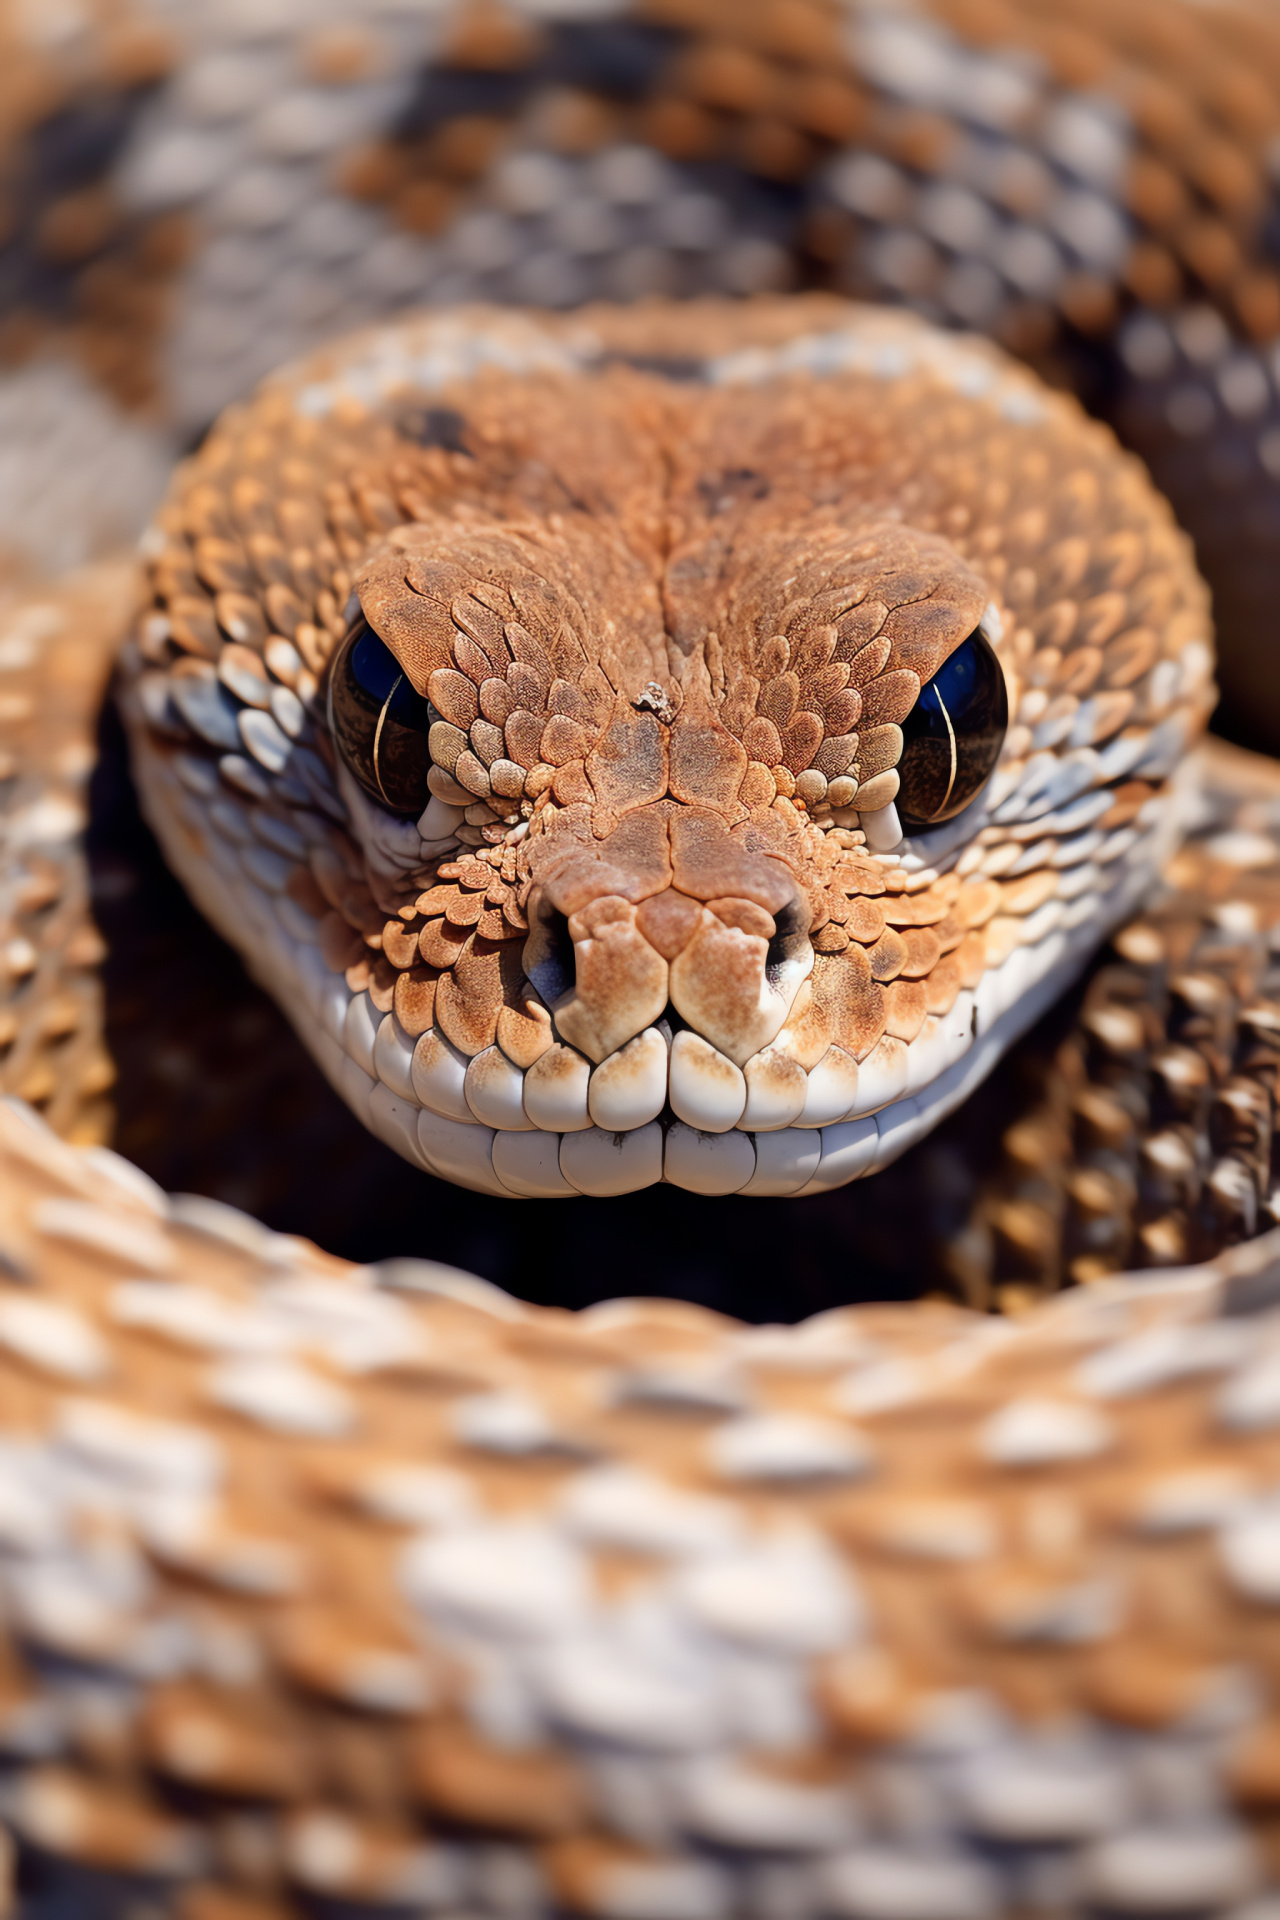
[0,562,134,1143]
[2,0,1280,736]
[118,299,1211,1197]
[9,1097,1280,1917]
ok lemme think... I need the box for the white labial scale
[904,1017,951,1095]
[902,992,975,1096]
[793,1118,878,1197]
[740,1129,823,1197]
[588,1028,668,1131]
[1020,898,1065,947]
[465,1047,534,1131]
[798,1046,860,1127]
[416,1111,505,1199]
[665,1124,756,1196]
[372,1014,417,1102]
[411,1030,472,1123]
[367,1085,430,1172]
[668,1032,746,1132]
[1022,930,1071,1002]
[523,1044,592,1131]
[1050,827,1104,869]
[861,802,903,852]
[343,994,380,1077]
[33,1198,171,1272]
[973,951,1019,1034]
[491,1131,577,1198]
[845,1035,908,1116]
[739,1048,808,1131]
[872,1097,930,1170]
[207,1356,353,1438]
[338,1055,377,1129]
[560,1123,664,1197]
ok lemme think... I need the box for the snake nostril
[766,897,812,990]
[523,891,576,1006]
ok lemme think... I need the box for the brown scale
[929,747,1280,1306]
[13,1096,1280,1913]
[128,303,1208,1110]
[0,559,135,1144]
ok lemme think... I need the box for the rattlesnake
[111,295,1211,1199]
[4,0,1280,1237]
[6,0,1280,1906]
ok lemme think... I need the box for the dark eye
[896,627,1008,832]
[327,618,435,815]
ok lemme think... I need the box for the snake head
[122,303,1214,1195]
[322,492,1007,1144]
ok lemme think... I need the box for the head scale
[123,301,1214,1197]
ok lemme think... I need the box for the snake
[106,294,1209,1201]
[5,0,1280,1903]
[2,0,1280,1233]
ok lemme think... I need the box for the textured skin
[0,0,1278,731]
[11,1095,1280,1918]
[117,299,1213,1197]
[0,561,135,1142]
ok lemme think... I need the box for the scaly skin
[8,1095,1280,1918]
[119,299,1212,1198]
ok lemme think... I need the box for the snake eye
[327,618,435,815]
[895,627,1008,832]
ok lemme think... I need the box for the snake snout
[524,886,669,1066]
[666,889,814,1069]
[522,864,816,1138]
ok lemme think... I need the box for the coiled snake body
[7,2,1280,1907]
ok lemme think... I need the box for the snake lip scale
[118,297,1212,1199]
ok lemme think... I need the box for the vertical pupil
[896,628,1008,831]
[328,620,436,815]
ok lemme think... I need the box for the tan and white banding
[119,298,1213,1196]
[8,1094,1280,1916]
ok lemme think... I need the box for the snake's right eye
[327,619,435,815]
[896,626,1007,832]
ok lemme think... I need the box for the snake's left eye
[896,627,1008,832]
[327,619,435,815]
